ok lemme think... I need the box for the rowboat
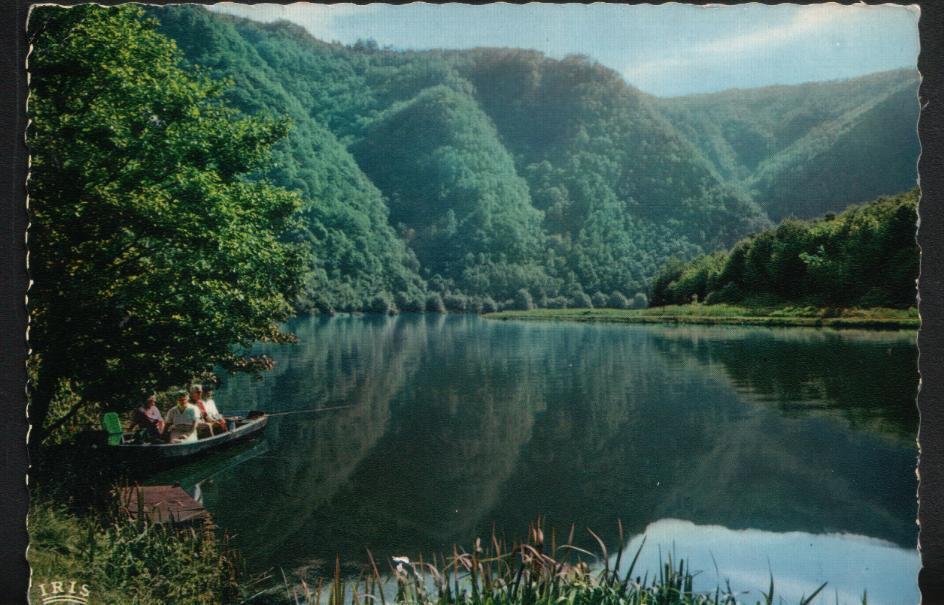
[106,414,268,463]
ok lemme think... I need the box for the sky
[209,2,920,97]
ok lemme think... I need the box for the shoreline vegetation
[485,304,919,330]
[31,494,843,605]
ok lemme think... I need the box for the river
[169,314,919,604]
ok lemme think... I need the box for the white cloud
[210,2,376,42]
[623,3,910,90]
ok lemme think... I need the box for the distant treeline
[153,6,919,313]
[650,190,918,309]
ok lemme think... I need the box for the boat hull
[111,415,268,463]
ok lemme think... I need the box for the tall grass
[265,521,840,605]
[29,490,244,605]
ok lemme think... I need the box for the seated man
[131,393,164,443]
[164,390,199,443]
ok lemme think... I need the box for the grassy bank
[29,493,246,605]
[30,502,844,605]
[485,304,919,330]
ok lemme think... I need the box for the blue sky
[210,2,920,97]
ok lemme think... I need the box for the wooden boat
[109,414,268,463]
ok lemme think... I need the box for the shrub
[513,289,535,311]
[369,293,397,315]
[545,296,569,309]
[481,297,498,313]
[591,291,609,308]
[570,291,593,309]
[608,291,629,309]
[396,291,426,312]
[444,293,469,312]
[426,293,446,313]
[632,292,649,309]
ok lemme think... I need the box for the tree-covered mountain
[153,6,919,311]
[155,8,428,314]
[659,69,920,221]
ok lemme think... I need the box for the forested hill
[153,6,919,313]
[659,69,920,221]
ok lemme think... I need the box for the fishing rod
[261,404,355,417]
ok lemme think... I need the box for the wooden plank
[118,485,209,525]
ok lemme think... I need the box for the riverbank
[485,304,919,330]
[30,495,838,605]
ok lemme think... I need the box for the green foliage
[29,496,242,604]
[370,293,398,315]
[155,7,428,314]
[650,190,919,309]
[608,292,629,309]
[660,69,920,221]
[571,291,594,309]
[150,7,917,311]
[591,291,609,308]
[513,289,535,311]
[352,85,551,299]
[28,5,306,439]
[426,293,447,314]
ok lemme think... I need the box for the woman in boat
[164,390,200,443]
[132,393,164,443]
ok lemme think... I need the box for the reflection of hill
[487,324,916,549]
[645,325,918,443]
[184,317,916,574]
[272,316,547,564]
[198,316,429,568]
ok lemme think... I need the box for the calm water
[166,315,920,604]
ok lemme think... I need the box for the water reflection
[615,519,918,605]
[182,315,916,593]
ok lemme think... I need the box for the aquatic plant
[269,520,838,605]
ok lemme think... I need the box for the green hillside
[660,69,920,220]
[650,189,919,309]
[155,8,427,313]
[154,6,919,311]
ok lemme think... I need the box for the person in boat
[164,390,200,443]
[202,386,228,433]
[190,384,226,437]
[132,393,164,443]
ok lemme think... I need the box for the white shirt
[203,397,223,421]
[165,403,199,442]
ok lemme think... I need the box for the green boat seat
[101,412,126,446]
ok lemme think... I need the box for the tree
[571,291,593,309]
[608,291,629,309]
[28,5,307,443]
[513,289,535,311]
[426,293,446,313]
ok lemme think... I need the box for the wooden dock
[118,485,210,525]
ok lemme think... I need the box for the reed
[267,520,846,605]
[30,491,858,605]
